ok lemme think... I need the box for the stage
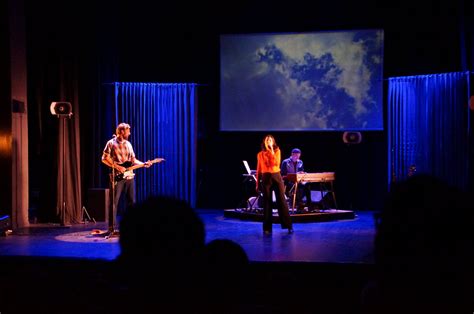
[0,209,377,314]
[224,207,356,223]
[0,209,374,263]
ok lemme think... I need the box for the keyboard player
[281,148,313,211]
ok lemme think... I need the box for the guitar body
[111,158,165,183]
[113,162,134,182]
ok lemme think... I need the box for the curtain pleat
[388,72,471,190]
[114,83,197,207]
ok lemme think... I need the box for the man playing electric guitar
[102,122,163,233]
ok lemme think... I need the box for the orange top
[256,149,281,183]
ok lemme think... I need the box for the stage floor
[223,207,356,222]
[0,209,376,264]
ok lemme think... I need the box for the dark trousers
[110,178,135,231]
[261,172,292,232]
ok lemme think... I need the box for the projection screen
[220,29,384,131]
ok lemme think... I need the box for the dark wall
[23,0,472,212]
[117,0,466,81]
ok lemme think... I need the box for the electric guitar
[112,157,165,182]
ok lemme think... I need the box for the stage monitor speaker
[87,188,109,222]
[308,190,335,209]
[247,196,262,209]
[310,191,328,202]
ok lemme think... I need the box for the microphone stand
[106,161,119,238]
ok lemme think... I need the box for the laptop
[242,160,257,175]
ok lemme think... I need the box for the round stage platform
[224,208,355,223]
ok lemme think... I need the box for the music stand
[82,206,96,224]
[241,160,261,212]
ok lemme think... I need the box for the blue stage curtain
[388,72,471,190]
[114,83,197,207]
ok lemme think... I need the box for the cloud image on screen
[220,29,384,131]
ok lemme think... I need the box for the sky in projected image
[220,30,384,131]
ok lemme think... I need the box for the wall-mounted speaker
[342,132,362,144]
[50,102,73,117]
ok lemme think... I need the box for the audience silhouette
[112,196,252,314]
[200,238,250,312]
[114,196,206,313]
[361,174,474,314]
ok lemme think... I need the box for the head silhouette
[372,174,474,311]
[118,196,205,265]
[116,196,206,312]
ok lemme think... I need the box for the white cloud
[270,31,375,116]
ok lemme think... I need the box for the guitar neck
[126,163,146,171]
[125,159,161,171]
